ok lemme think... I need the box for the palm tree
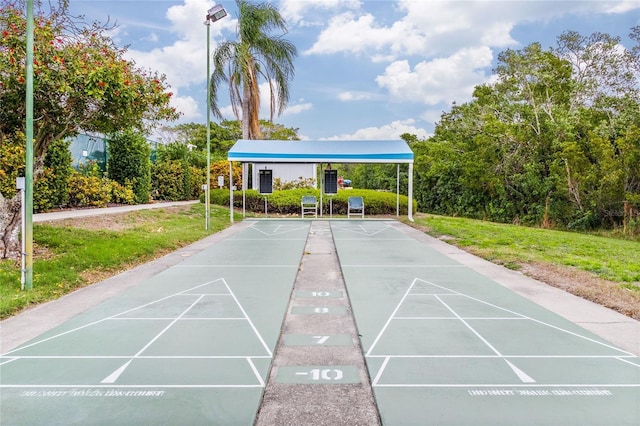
[210,0,297,140]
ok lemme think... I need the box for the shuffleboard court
[0,221,309,425]
[331,221,640,426]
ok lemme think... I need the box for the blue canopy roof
[227,139,414,164]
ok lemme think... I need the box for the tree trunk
[0,192,22,260]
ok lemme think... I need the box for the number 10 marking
[309,368,343,381]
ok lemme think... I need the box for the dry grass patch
[520,262,640,320]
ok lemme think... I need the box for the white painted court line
[110,317,246,321]
[0,358,19,366]
[372,383,640,388]
[435,295,505,356]
[101,295,205,383]
[341,264,466,268]
[234,238,305,241]
[7,383,638,389]
[175,264,298,268]
[366,278,418,357]
[101,360,132,384]
[1,281,213,356]
[1,384,265,389]
[331,222,395,237]
[504,360,536,383]
[335,239,414,241]
[365,355,638,359]
[436,294,536,383]
[371,356,390,386]
[3,276,275,389]
[249,224,309,236]
[616,357,640,368]
[96,278,273,384]
[3,355,273,360]
[365,277,640,388]
[418,278,637,357]
[393,317,529,320]
[246,357,265,387]
[221,278,273,357]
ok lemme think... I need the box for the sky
[67,0,640,141]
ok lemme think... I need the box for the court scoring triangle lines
[365,277,636,387]
[2,278,272,388]
[249,223,309,236]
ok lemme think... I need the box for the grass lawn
[410,213,640,319]
[0,203,238,319]
[1,208,638,321]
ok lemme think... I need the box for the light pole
[204,4,227,230]
[24,0,34,289]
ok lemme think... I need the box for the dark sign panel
[259,169,273,194]
[324,170,338,194]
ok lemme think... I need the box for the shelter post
[408,162,414,222]
[242,163,247,218]
[396,164,400,217]
[229,161,234,223]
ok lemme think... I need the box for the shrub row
[209,188,415,216]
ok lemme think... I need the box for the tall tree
[0,1,179,259]
[412,28,640,229]
[210,0,297,139]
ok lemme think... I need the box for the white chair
[301,195,318,218]
[347,196,364,219]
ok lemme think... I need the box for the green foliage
[273,177,316,190]
[414,214,640,283]
[0,133,25,198]
[33,168,57,211]
[409,28,640,232]
[42,139,72,207]
[210,0,297,139]
[349,164,410,195]
[0,204,236,318]
[0,2,179,168]
[151,160,190,201]
[107,130,151,204]
[77,160,104,178]
[209,188,415,216]
[110,179,136,205]
[209,160,242,189]
[67,173,112,207]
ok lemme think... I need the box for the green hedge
[208,188,416,216]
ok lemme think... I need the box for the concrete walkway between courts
[1,214,638,425]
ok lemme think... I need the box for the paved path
[33,200,199,222]
[1,218,638,425]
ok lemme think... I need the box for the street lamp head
[206,4,227,24]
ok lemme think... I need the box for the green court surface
[331,220,640,426]
[0,221,309,425]
[1,219,639,425]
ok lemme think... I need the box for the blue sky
[68,0,640,141]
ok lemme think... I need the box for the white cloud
[280,0,361,26]
[420,109,446,127]
[219,105,236,120]
[283,102,313,115]
[376,46,493,105]
[304,0,638,60]
[338,91,378,101]
[122,0,235,120]
[170,93,201,122]
[604,1,640,13]
[323,119,429,140]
